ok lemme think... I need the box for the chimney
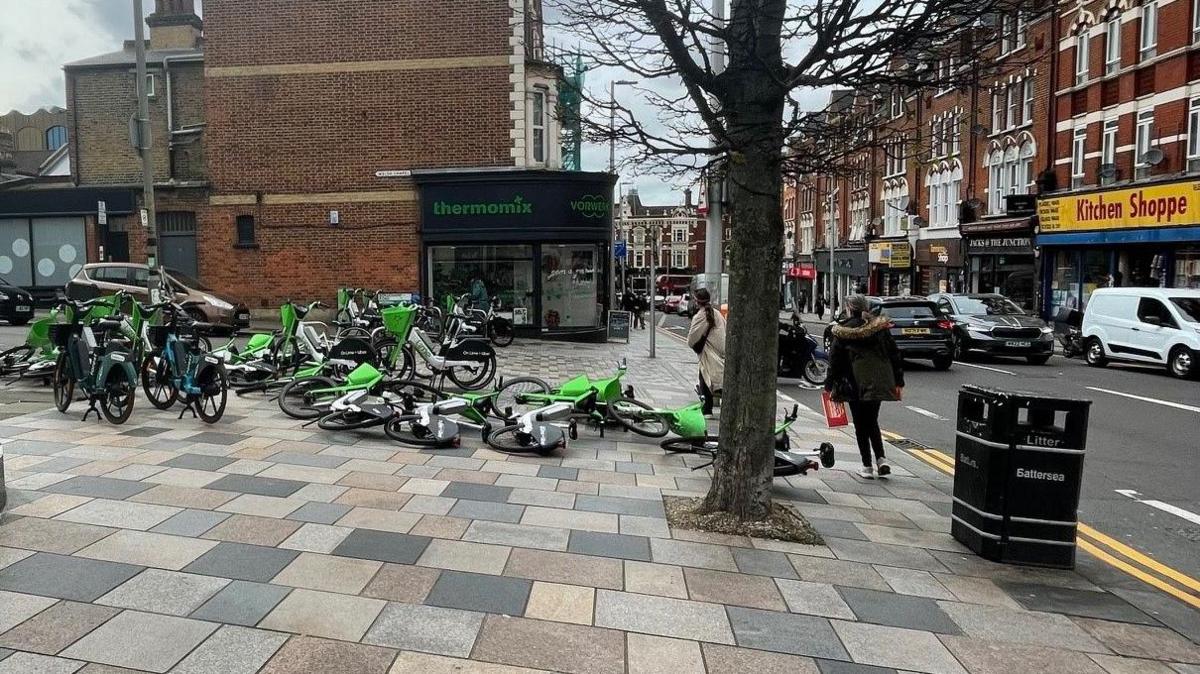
[146,0,202,50]
[684,188,693,207]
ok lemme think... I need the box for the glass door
[540,244,599,329]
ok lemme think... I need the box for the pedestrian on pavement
[621,291,637,316]
[633,293,647,329]
[687,287,725,416]
[825,294,904,479]
[815,296,825,320]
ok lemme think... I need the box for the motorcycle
[778,317,830,385]
[1052,307,1084,358]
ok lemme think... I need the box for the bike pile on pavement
[0,288,835,478]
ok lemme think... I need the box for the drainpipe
[1045,1,1060,177]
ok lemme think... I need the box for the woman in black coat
[825,295,905,479]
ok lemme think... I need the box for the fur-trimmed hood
[831,316,892,341]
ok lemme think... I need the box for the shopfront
[814,247,868,305]
[1037,179,1200,318]
[961,218,1036,311]
[914,238,964,295]
[781,260,816,311]
[867,240,912,297]
[415,170,616,342]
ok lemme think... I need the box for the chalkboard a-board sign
[607,310,631,343]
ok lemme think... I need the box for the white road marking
[906,405,949,421]
[955,362,1017,376]
[1086,387,1200,414]
[776,390,798,404]
[1116,489,1200,525]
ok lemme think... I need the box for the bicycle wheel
[53,352,74,413]
[374,339,415,379]
[278,376,338,420]
[490,318,514,347]
[193,365,228,424]
[384,414,451,447]
[608,397,670,437]
[448,355,496,391]
[660,435,720,454]
[0,344,34,374]
[493,376,550,418]
[141,354,178,410]
[319,409,389,431]
[382,379,444,412]
[100,368,136,424]
[486,424,560,456]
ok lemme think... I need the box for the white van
[1082,287,1200,379]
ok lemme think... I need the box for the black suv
[0,277,35,326]
[824,296,955,370]
[929,293,1053,365]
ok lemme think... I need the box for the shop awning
[0,186,135,217]
[1037,225,1200,246]
[960,216,1032,234]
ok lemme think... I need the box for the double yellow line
[900,439,1200,610]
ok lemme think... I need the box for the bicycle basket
[47,323,83,349]
[382,305,417,340]
[148,325,174,349]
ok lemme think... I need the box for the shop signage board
[607,310,631,343]
[869,242,911,268]
[1038,180,1200,232]
[968,236,1032,254]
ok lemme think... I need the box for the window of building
[672,251,687,269]
[1076,31,1090,85]
[235,215,255,246]
[1001,13,1026,54]
[1106,17,1121,73]
[1188,97,1200,171]
[1194,0,1200,43]
[1016,14,1028,49]
[44,126,67,151]
[530,90,547,165]
[143,73,156,99]
[1022,79,1034,122]
[950,116,961,155]
[890,89,903,118]
[634,251,644,268]
[1072,127,1087,187]
[1140,1,1158,60]
[1102,118,1119,182]
[672,227,685,243]
[992,89,1004,133]
[1135,108,1155,167]
[1007,83,1019,128]
[989,149,1004,213]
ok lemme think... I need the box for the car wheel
[1167,346,1195,379]
[1085,338,1107,367]
[1026,354,1051,366]
[932,355,953,370]
[953,333,970,361]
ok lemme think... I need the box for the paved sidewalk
[0,327,1196,673]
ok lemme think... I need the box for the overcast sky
[0,0,703,205]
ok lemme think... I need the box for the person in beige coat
[687,288,726,415]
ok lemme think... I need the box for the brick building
[0,107,70,176]
[615,188,705,293]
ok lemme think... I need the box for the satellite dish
[1098,163,1118,179]
[966,198,983,210]
[1142,148,1165,166]
[897,195,910,211]
[912,216,928,228]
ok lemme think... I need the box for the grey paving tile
[594,589,735,644]
[150,509,230,537]
[21,457,89,473]
[438,482,513,503]
[615,461,653,475]
[471,615,626,674]
[97,569,229,616]
[362,564,442,604]
[172,625,288,674]
[937,601,1106,652]
[183,542,300,583]
[838,587,961,634]
[189,580,291,627]
[205,474,306,498]
[776,579,857,619]
[362,602,484,657]
[727,606,849,660]
[816,659,898,674]
[462,520,570,551]
[650,538,738,571]
[1073,617,1200,663]
[568,531,651,561]
[825,537,947,571]
[874,566,954,600]
[538,465,578,480]
[161,454,236,471]
[202,514,302,546]
[505,548,625,590]
[54,499,180,531]
[996,582,1159,625]
[260,588,385,642]
[425,570,532,616]
[0,517,115,554]
[788,555,891,591]
[0,652,84,674]
[0,601,118,656]
[61,610,219,673]
[120,426,170,437]
[447,499,525,523]
[0,649,10,662]
[0,590,57,633]
[42,476,153,500]
[331,528,432,565]
[809,518,871,541]
[75,530,217,571]
[0,553,142,602]
[257,635,397,674]
[832,620,966,674]
[940,636,1108,674]
[285,501,352,525]
[576,494,665,518]
[183,431,246,446]
[698,643,821,673]
[732,547,800,579]
[263,451,348,469]
[416,539,510,575]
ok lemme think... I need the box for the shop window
[1140,1,1157,61]
[541,244,599,328]
[429,245,535,323]
[1175,249,1200,288]
[236,215,256,246]
[45,126,67,151]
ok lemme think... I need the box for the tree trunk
[700,85,786,521]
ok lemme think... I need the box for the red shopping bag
[821,391,848,428]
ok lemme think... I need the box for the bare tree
[549,0,1027,520]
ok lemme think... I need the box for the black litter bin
[951,385,1091,569]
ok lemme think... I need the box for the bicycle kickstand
[177,401,199,420]
[81,396,102,422]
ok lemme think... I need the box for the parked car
[1082,287,1200,379]
[663,294,685,314]
[823,296,955,370]
[929,292,1054,365]
[0,277,35,326]
[676,296,693,316]
[65,263,250,333]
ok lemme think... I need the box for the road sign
[98,201,107,226]
[614,240,627,260]
[139,208,149,229]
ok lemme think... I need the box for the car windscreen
[955,296,1025,316]
[1170,297,1200,322]
[166,269,211,291]
[880,304,937,319]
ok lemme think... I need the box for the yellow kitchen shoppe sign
[1038,180,1200,232]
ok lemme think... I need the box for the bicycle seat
[534,402,573,422]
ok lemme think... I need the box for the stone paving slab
[0,326,1195,673]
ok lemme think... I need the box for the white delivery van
[1082,287,1200,379]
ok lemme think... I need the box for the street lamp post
[132,0,160,300]
[609,80,637,309]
